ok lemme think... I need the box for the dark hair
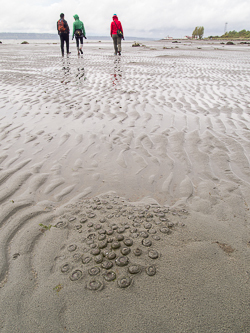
[60,13,64,18]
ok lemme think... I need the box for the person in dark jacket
[110,14,124,55]
[72,14,86,55]
[57,13,70,56]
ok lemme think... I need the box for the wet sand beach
[0,39,250,332]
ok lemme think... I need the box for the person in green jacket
[72,14,86,55]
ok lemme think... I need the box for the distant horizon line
[0,32,159,40]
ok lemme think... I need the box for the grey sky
[0,0,249,38]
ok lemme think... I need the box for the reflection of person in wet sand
[61,58,70,84]
[111,58,122,87]
[110,14,124,55]
[75,66,85,87]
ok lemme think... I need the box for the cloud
[0,0,250,38]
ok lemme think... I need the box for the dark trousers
[60,33,69,56]
[75,37,83,48]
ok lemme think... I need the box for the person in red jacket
[110,14,124,55]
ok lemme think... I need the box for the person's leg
[76,37,80,54]
[117,37,122,55]
[79,37,83,54]
[60,35,64,56]
[65,34,69,54]
[112,34,118,55]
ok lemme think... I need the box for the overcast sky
[0,0,249,38]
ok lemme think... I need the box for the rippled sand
[0,40,250,332]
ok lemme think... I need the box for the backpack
[58,19,66,34]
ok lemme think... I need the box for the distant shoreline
[0,32,156,41]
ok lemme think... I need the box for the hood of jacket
[73,14,79,20]
[112,15,118,20]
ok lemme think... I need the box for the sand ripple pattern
[0,45,250,211]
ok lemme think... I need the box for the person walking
[72,14,86,55]
[110,14,124,55]
[57,13,70,57]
